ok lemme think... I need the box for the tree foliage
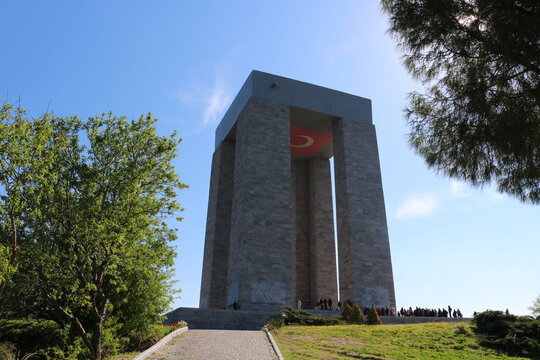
[382,0,540,203]
[0,103,186,359]
[350,304,365,325]
[0,318,86,359]
[367,306,382,325]
[0,104,56,311]
[283,308,341,326]
[472,310,540,358]
[531,295,540,317]
[341,302,353,322]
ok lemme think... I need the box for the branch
[53,299,96,358]
[39,276,96,358]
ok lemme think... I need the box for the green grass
[272,322,532,360]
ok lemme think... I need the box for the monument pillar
[308,158,338,304]
[292,160,311,305]
[292,158,338,306]
[333,118,396,308]
[199,140,235,309]
[227,98,294,312]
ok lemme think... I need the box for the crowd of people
[297,298,334,310]
[398,306,463,318]
[296,298,463,318]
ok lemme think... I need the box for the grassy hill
[272,322,532,360]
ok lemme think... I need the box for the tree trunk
[90,298,109,360]
[51,299,98,359]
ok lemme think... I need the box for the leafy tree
[0,105,186,360]
[367,306,382,325]
[382,0,540,203]
[530,295,540,317]
[0,103,55,313]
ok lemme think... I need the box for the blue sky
[1,1,538,317]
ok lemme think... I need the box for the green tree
[367,306,382,325]
[530,295,540,317]
[0,103,56,313]
[1,106,186,360]
[382,0,540,203]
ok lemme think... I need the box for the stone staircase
[163,307,275,330]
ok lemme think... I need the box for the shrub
[299,314,341,326]
[266,314,285,330]
[367,306,382,325]
[350,304,365,325]
[341,303,353,322]
[281,308,342,326]
[123,322,186,352]
[472,310,540,358]
[0,318,87,359]
[455,324,470,336]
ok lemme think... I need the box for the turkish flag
[290,126,332,156]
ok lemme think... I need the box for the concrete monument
[199,71,395,312]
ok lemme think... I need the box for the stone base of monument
[163,307,275,330]
[164,307,470,330]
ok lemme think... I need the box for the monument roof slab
[215,70,372,149]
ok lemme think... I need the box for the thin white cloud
[396,194,438,219]
[201,82,230,127]
[450,180,471,197]
[172,48,243,131]
[396,181,507,219]
[174,75,231,129]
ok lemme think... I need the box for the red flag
[290,126,332,156]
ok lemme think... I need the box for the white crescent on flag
[291,135,314,148]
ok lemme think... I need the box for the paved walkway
[145,329,278,360]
